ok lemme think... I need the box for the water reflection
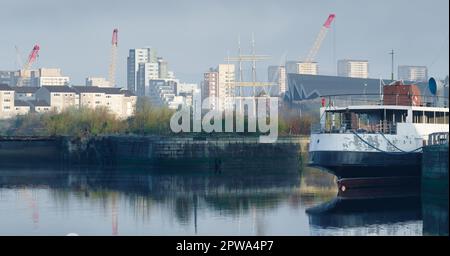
[306,194,422,236]
[0,164,445,235]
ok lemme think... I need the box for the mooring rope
[350,131,423,155]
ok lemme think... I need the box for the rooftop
[42,86,77,93]
[28,100,51,107]
[14,100,31,107]
[12,86,40,94]
[0,84,13,91]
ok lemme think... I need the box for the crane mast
[16,44,40,87]
[108,28,118,87]
[304,14,335,63]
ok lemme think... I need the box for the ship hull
[309,150,422,179]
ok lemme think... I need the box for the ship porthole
[317,139,320,144]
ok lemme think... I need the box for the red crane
[108,29,118,87]
[304,14,335,63]
[17,44,40,87]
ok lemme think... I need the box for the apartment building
[13,100,31,115]
[297,62,318,75]
[338,59,369,78]
[0,84,15,119]
[218,64,235,111]
[1,84,136,119]
[203,69,219,109]
[12,86,40,101]
[35,86,79,112]
[85,77,111,87]
[268,65,287,95]
[398,65,428,82]
[31,68,70,87]
[72,86,137,119]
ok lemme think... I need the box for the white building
[297,62,318,75]
[337,59,369,79]
[13,100,31,116]
[1,83,136,119]
[29,100,51,113]
[31,68,70,87]
[35,86,79,113]
[218,64,235,111]
[398,65,428,82]
[0,84,15,119]
[268,65,287,95]
[127,48,158,93]
[158,57,169,79]
[85,77,111,87]
[73,86,137,119]
[176,83,199,95]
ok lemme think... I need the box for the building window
[54,93,60,96]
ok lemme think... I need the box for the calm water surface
[0,164,445,236]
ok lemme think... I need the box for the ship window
[436,112,448,124]
[413,111,423,123]
[425,111,435,124]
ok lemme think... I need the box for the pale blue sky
[0,0,448,85]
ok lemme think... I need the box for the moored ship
[308,79,449,186]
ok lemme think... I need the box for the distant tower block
[297,62,318,75]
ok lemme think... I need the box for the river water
[0,164,446,236]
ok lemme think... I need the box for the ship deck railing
[311,121,397,135]
[320,94,449,109]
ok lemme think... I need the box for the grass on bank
[3,99,316,137]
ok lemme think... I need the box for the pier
[421,132,449,236]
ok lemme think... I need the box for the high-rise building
[268,65,287,95]
[398,65,428,82]
[11,69,36,87]
[158,57,169,79]
[0,71,13,86]
[297,62,318,75]
[285,61,300,74]
[203,68,219,110]
[85,77,111,87]
[218,64,235,111]
[127,48,158,93]
[31,68,70,87]
[136,62,159,96]
[337,60,369,79]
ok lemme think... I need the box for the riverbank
[0,135,309,173]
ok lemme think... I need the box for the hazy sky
[0,0,448,86]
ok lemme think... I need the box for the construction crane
[108,28,118,87]
[303,14,335,63]
[16,44,40,87]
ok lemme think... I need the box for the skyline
[0,0,448,86]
